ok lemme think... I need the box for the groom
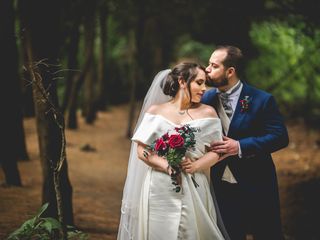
[202,45,289,240]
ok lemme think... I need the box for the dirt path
[1,104,320,239]
[0,104,133,239]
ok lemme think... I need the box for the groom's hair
[216,45,244,78]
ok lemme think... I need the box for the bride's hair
[163,62,206,97]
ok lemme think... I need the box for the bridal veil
[117,69,171,239]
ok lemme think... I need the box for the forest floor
[1,104,320,240]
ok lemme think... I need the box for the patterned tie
[218,82,241,118]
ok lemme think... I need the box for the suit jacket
[202,82,289,191]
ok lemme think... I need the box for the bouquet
[145,124,199,192]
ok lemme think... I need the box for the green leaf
[37,202,50,218]
[6,203,65,240]
[7,218,35,239]
[67,225,89,240]
[43,217,62,230]
[42,221,53,233]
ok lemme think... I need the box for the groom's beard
[210,76,229,88]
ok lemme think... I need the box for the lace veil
[117,69,172,239]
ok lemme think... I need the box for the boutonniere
[239,95,250,112]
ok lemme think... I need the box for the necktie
[218,82,241,118]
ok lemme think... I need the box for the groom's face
[206,50,229,88]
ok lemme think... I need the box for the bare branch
[27,58,68,240]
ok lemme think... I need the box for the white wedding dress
[130,113,225,240]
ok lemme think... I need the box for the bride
[117,62,230,240]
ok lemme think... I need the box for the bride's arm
[181,152,220,174]
[137,143,170,174]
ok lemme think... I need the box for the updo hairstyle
[162,62,205,97]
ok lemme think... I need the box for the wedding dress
[129,112,225,240]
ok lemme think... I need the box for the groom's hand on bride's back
[210,136,240,160]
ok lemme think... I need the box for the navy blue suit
[202,82,289,240]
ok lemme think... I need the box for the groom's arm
[239,95,289,157]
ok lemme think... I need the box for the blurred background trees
[1,0,319,235]
[9,0,319,126]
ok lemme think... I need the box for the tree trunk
[0,0,23,186]
[96,6,108,111]
[18,0,74,225]
[82,1,97,124]
[61,23,80,114]
[17,117,30,161]
[126,29,138,138]
[20,30,35,118]
[66,57,92,129]
[126,3,146,138]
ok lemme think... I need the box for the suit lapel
[228,83,252,137]
[209,92,229,135]
[216,98,231,135]
[211,92,219,110]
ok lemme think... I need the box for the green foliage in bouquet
[147,124,199,192]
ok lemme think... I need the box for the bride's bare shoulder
[146,102,168,115]
[197,103,218,118]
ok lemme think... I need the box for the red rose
[155,138,167,151]
[175,126,184,131]
[162,133,169,141]
[168,134,184,149]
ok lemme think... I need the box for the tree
[60,0,82,115]
[81,1,98,124]
[96,1,109,111]
[18,0,74,224]
[0,0,23,186]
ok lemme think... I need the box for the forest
[0,0,320,239]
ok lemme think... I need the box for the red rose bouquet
[146,124,199,192]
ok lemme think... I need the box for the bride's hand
[181,157,197,174]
